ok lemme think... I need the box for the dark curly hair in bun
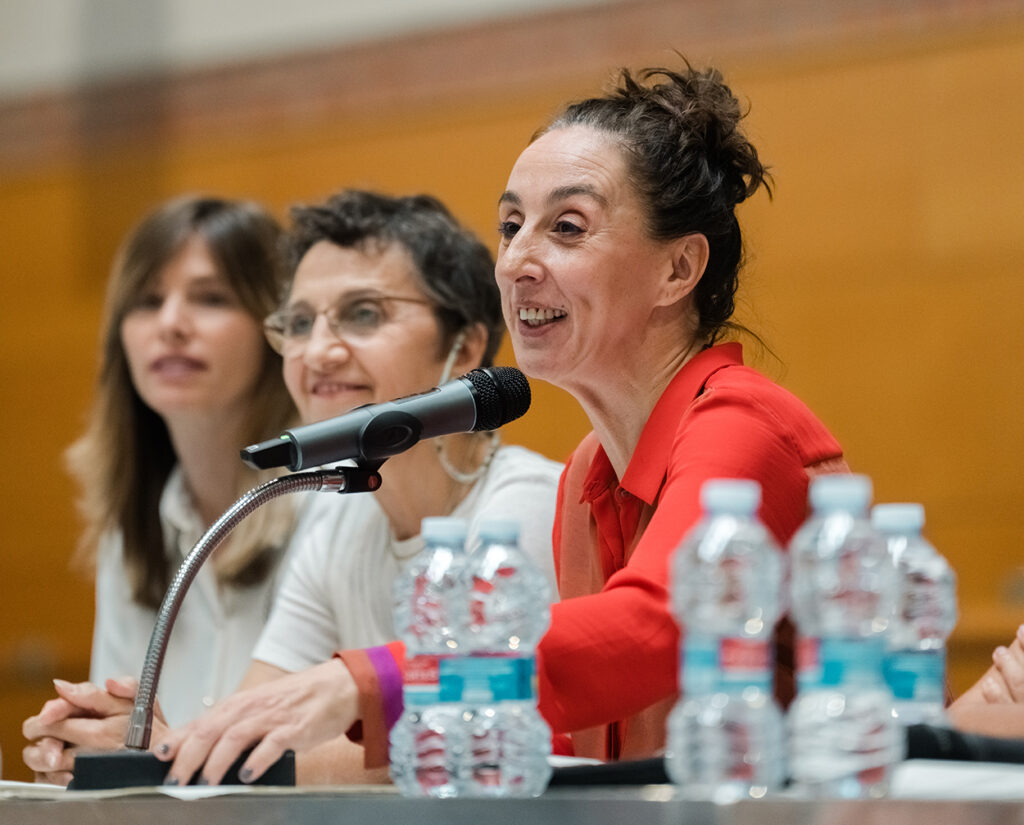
[539,60,772,344]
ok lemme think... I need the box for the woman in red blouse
[156,60,850,784]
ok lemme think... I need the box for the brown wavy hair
[66,195,298,608]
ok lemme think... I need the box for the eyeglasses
[263,292,431,355]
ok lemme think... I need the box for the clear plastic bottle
[389,516,469,798]
[459,519,552,797]
[665,478,787,801]
[788,474,904,798]
[873,502,957,725]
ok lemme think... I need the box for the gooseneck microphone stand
[69,465,382,790]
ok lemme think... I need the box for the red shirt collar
[582,343,744,506]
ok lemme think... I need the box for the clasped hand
[22,676,162,786]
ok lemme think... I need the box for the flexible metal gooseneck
[124,466,381,750]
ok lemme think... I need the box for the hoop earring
[434,329,499,484]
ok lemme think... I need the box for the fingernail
[197,776,209,786]
[995,646,1008,660]
[53,678,75,693]
[163,776,179,786]
[47,751,59,769]
[239,767,253,784]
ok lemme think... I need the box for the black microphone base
[68,748,295,790]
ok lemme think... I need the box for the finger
[23,702,75,740]
[163,723,228,786]
[38,696,79,724]
[199,721,268,785]
[981,673,1011,703]
[40,715,129,750]
[993,645,1024,703]
[22,738,68,774]
[105,676,139,701]
[35,771,74,787]
[152,726,186,762]
[54,679,134,717]
[238,729,292,784]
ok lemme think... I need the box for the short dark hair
[285,190,504,366]
[541,61,772,344]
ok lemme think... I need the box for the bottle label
[681,633,772,695]
[797,637,886,690]
[403,655,462,707]
[883,649,946,701]
[443,655,537,703]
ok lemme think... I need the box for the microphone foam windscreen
[467,366,531,430]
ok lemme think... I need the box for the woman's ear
[450,322,489,373]
[657,233,709,307]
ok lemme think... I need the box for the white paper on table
[892,759,1024,800]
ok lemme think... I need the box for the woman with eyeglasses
[242,191,561,696]
[21,195,302,784]
[23,189,561,785]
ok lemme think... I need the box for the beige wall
[2,0,1023,779]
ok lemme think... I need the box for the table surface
[2,784,1024,825]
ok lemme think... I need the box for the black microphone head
[465,366,531,431]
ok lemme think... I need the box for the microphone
[241,366,531,471]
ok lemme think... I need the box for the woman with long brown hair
[23,195,300,783]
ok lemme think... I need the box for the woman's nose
[302,314,351,369]
[156,293,191,341]
[496,231,543,286]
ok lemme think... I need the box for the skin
[23,235,268,782]
[495,125,708,476]
[26,238,488,786]
[142,126,711,785]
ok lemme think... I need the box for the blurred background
[2,0,1023,781]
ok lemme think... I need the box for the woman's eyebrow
[498,185,608,209]
[548,185,608,207]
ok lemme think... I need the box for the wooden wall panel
[2,0,1023,779]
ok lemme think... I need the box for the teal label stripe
[883,649,946,701]
[681,633,773,695]
[441,655,537,703]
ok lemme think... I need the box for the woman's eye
[554,220,583,236]
[498,220,521,241]
[284,313,315,337]
[193,290,232,307]
[341,300,385,329]
[132,293,163,311]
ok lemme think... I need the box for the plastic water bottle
[788,474,903,798]
[873,503,957,725]
[666,479,787,800]
[389,517,469,798]
[459,519,552,797]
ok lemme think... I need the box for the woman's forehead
[288,240,423,300]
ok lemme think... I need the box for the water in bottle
[389,516,469,798]
[459,518,552,797]
[873,502,957,725]
[788,474,903,798]
[666,478,787,801]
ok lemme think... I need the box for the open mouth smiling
[519,307,567,327]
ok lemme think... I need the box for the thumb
[53,679,132,717]
[105,676,140,701]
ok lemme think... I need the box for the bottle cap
[477,518,520,544]
[421,516,468,545]
[700,478,761,515]
[809,473,873,514]
[871,502,925,534]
